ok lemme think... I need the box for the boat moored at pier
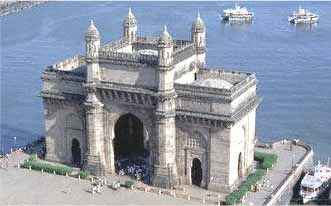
[220,3,254,22]
[299,161,331,204]
[288,6,319,24]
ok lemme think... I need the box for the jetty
[244,140,314,205]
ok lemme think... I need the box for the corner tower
[85,19,101,82]
[152,25,179,189]
[192,12,206,67]
[123,8,137,43]
[83,20,105,176]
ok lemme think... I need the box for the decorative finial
[90,19,94,26]
[129,7,132,14]
[164,25,168,33]
[197,11,200,18]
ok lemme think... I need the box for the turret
[192,12,206,52]
[85,19,101,82]
[158,25,173,67]
[123,8,137,42]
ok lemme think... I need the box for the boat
[220,3,254,22]
[288,6,319,24]
[299,161,331,204]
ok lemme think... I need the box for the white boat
[288,6,319,24]
[220,3,254,22]
[299,161,331,204]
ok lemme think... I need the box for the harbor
[1,1,331,205]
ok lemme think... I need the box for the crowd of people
[115,155,151,183]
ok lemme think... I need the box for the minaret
[85,19,101,82]
[123,8,137,43]
[152,25,179,189]
[192,12,206,67]
[83,19,105,176]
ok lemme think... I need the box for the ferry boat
[220,3,254,22]
[288,6,319,24]
[299,161,331,204]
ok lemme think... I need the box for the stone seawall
[0,1,45,16]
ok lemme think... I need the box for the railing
[175,83,232,97]
[101,39,130,51]
[136,36,159,44]
[99,50,158,66]
[173,43,195,64]
[50,55,85,71]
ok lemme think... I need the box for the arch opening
[71,138,81,167]
[191,158,203,187]
[113,113,150,182]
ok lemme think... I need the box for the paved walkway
[243,141,307,205]
[0,151,203,205]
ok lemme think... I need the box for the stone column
[152,92,179,189]
[83,83,105,176]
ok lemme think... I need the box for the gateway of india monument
[40,9,260,192]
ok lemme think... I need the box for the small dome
[158,25,173,45]
[123,8,137,27]
[86,19,100,37]
[192,12,205,32]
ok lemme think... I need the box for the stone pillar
[152,92,179,189]
[152,26,178,189]
[83,83,105,176]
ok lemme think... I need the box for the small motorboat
[288,6,319,24]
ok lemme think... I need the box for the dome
[158,25,173,45]
[123,8,137,27]
[192,78,233,90]
[192,12,205,32]
[86,19,100,37]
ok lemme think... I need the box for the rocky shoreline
[0,1,46,16]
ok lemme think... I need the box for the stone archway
[71,138,81,167]
[191,158,203,187]
[114,113,145,159]
[113,113,150,182]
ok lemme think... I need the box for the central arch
[113,113,150,182]
[114,114,145,159]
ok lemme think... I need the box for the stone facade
[40,10,260,192]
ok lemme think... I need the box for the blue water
[1,2,330,160]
